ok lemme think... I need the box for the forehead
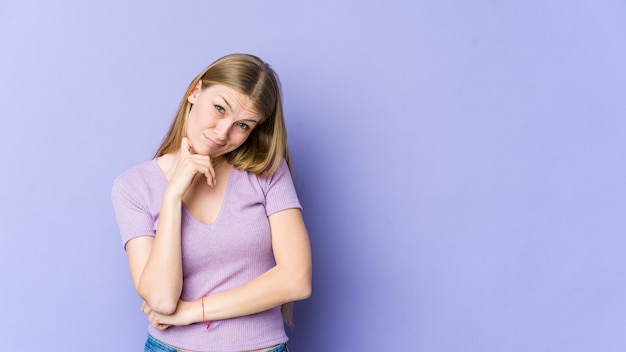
[203,84,260,117]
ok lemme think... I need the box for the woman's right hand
[141,300,198,330]
[164,137,216,199]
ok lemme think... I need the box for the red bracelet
[201,295,211,329]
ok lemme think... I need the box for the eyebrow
[220,96,233,111]
[219,96,261,123]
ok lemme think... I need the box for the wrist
[177,300,199,326]
[163,188,183,203]
[201,295,212,329]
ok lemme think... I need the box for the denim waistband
[145,334,179,352]
[145,334,288,352]
[266,343,288,352]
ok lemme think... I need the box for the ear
[187,81,203,104]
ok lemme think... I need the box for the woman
[112,54,312,352]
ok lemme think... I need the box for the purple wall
[1,1,625,351]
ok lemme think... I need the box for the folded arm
[143,208,312,328]
[126,192,184,315]
[126,140,217,315]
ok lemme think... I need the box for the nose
[214,119,232,140]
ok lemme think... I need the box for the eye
[214,105,225,113]
[236,122,250,131]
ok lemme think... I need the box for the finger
[189,155,215,186]
[205,173,215,187]
[148,312,159,326]
[148,313,170,330]
[204,163,216,187]
[181,137,192,155]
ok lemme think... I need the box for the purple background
[1,1,625,351]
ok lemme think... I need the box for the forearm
[137,193,184,314]
[144,245,312,329]
[144,209,312,328]
[196,209,312,321]
[140,266,310,329]
[204,266,310,321]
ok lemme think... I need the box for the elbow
[287,273,312,301]
[137,286,179,315]
[294,282,312,301]
[145,297,178,315]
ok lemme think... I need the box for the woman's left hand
[141,300,196,330]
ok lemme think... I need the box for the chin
[208,150,228,159]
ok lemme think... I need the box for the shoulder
[234,158,291,186]
[258,159,299,199]
[112,159,163,197]
[230,159,301,213]
[264,158,293,185]
[114,159,159,183]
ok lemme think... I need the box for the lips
[203,133,225,148]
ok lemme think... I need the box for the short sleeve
[263,159,302,216]
[111,175,156,249]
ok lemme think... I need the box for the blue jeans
[145,334,288,352]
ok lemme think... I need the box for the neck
[211,155,227,168]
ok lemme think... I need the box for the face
[185,83,261,157]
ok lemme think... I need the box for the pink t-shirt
[111,158,301,352]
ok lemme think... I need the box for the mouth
[203,133,225,148]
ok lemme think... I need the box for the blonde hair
[155,53,290,176]
[155,54,295,325]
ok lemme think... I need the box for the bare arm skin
[127,138,216,314]
[141,207,312,329]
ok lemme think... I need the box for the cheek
[186,106,200,124]
[227,130,252,147]
[233,132,251,145]
[188,107,217,128]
